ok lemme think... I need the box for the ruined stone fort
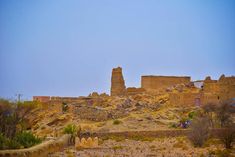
[34,67,235,106]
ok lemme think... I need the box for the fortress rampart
[141,75,191,91]
[33,67,235,107]
[33,96,82,103]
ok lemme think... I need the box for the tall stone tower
[111,67,126,96]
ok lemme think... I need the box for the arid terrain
[49,137,229,157]
[1,67,235,157]
[1,0,235,156]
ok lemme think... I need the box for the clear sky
[0,0,235,100]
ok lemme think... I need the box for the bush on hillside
[15,131,41,148]
[0,98,36,139]
[215,100,235,127]
[63,124,78,144]
[0,131,41,150]
[0,133,7,150]
[188,116,210,147]
[218,125,235,149]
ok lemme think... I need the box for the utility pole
[15,94,23,102]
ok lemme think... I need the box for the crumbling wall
[218,76,235,100]
[111,67,126,96]
[33,96,83,103]
[141,76,191,91]
[33,96,50,103]
[50,96,81,103]
[126,87,145,95]
[169,92,201,106]
[170,75,235,106]
[203,75,235,102]
[203,82,219,94]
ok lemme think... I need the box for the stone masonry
[141,75,191,91]
[111,67,126,96]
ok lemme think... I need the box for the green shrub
[169,123,178,128]
[0,133,21,150]
[6,139,21,149]
[63,124,77,135]
[0,133,7,150]
[15,131,41,148]
[0,132,40,150]
[188,111,197,119]
[63,124,77,145]
[113,120,122,125]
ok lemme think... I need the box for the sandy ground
[48,137,234,157]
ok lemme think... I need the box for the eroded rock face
[111,67,126,96]
[74,104,110,121]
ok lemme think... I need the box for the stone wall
[203,75,235,102]
[141,76,191,91]
[92,129,223,139]
[92,129,225,139]
[33,96,50,103]
[0,134,70,157]
[126,87,145,95]
[50,96,81,103]
[95,129,190,139]
[203,81,220,94]
[169,92,202,106]
[201,93,220,105]
[33,96,83,103]
[169,75,235,106]
[217,76,235,100]
[111,67,126,96]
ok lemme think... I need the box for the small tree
[0,99,35,139]
[202,103,216,127]
[218,124,235,149]
[0,99,41,150]
[188,116,210,147]
[216,100,235,127]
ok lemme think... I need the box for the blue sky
[0,0,235,100]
